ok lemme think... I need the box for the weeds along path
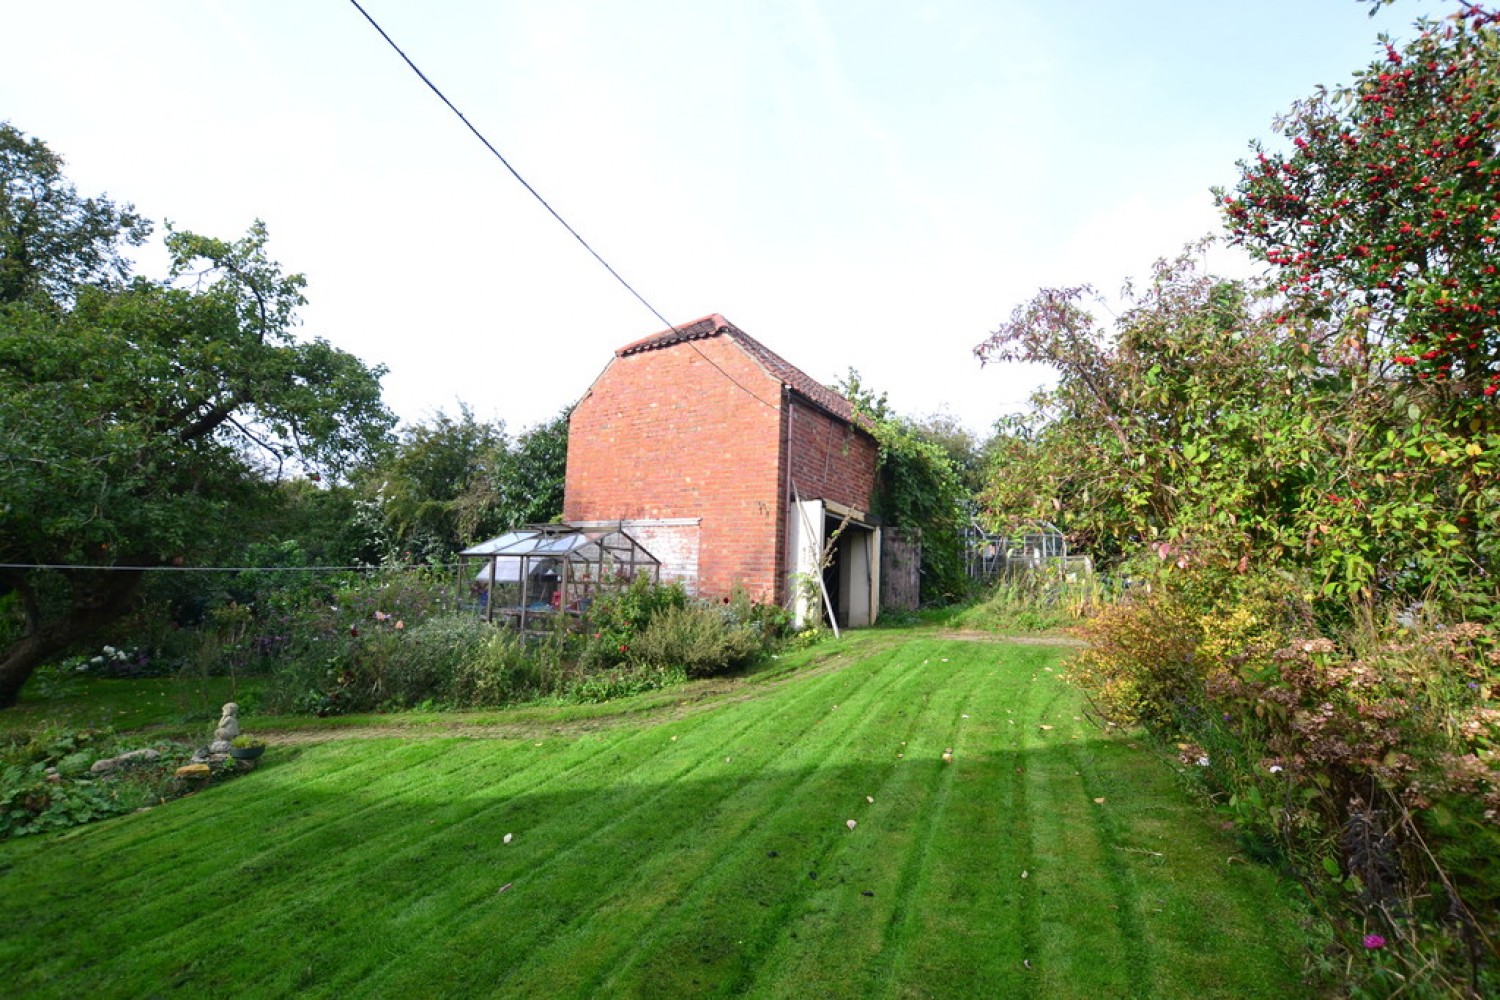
[0,635,1306,999]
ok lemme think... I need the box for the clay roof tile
[615,314,861,425]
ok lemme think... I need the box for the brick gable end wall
[564,337,786,600]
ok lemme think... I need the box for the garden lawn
[0,634,1308,998]
[1,674,255,737]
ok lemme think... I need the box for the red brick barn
[564,314,881,627]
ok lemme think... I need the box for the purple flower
[1363,934,1386,950]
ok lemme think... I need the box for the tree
[359,405,508,563]
[0,122,150,304]
[455,410,570,541]
[353,407,569,566]
[975,252,1324,570]
[1218,5,1500,409]
[0,126,394,707]
[978,242,1496,610]
[1212,3,1500,608]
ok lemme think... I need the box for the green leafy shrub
[579,576,688,671]
[1069,588,1204,727]
[450,627,570,706]
[260,574,786,714]
[567,663,686,703]
[1070,571,1500,993]
[0,727,200,840]
[629,604,762,678]
[263,612,484,714]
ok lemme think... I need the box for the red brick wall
[564,337,786,600]
[785,400,878,515]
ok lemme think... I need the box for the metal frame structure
[458,525,660,635]
[964,519,1071,581]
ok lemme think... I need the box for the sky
[2,0,1452,439]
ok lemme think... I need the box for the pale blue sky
[2,1,1449,435]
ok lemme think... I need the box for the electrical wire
[347,0,673,333]
[346,1,781,412]
[0,563,414,573]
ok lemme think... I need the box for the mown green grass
[0,634,1308,998]
[1,674,256,737]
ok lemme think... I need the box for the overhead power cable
[347,0,672,330]
[0,562,414,573]
[346,0,780,412]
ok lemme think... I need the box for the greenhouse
[458,525,661,634]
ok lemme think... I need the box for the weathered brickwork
[564,322,877,606]
[785,399,878,515]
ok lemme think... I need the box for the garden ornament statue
[214,703,241,743]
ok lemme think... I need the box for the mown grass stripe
[175,642,896,998]
[362,641,926,998]
[1025,705,1153,997]
[549,645,953,998]
[7,738,531,993]
[1,738,481,989]
[735,640,1013,998]
[861,644,1057,998]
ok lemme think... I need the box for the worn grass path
[0,633,1307,998]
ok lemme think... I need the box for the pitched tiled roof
[616,313,861,425]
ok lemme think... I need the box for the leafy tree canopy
[1218,4,1500,412]
[978,1,1500,615]
[356,407,570,566]
[0,122,150,304]
[0,125,394,707]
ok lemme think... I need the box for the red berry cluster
[1219,13,1500,401]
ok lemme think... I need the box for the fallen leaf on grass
[1116,846,1164,858]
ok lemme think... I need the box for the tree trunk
[0,570,143,709]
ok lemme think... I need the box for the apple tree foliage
[0,124,394,707]
[977,244,1498,615]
